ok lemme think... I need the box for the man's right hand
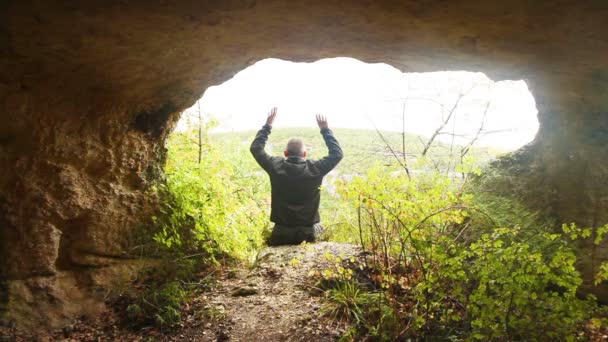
[316,114,329,129]
[266,107,277,127]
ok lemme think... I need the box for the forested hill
[211,127,506,175]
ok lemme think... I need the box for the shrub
[126,281,187,329]
[327,166,604,340]
[322,281,376,324]
[153,126,270,262]
[463,227,594,340]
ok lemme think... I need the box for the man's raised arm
[250,107,278,172]
[315,114,343,175]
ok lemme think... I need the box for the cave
[1,0,607,329]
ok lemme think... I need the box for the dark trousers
[267,223,324,246]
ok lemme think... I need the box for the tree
[178,100,207,164]
[376,75,506,178]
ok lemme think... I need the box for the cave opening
[2,1,607,336]
[161,57,539,260]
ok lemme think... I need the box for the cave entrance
[170,57,538,170]
[161,57,539,260]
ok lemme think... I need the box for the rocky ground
[0,242,361,342]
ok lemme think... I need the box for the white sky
[177,58,539,151]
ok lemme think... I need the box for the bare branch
[373,124,411,179]
[460,100,491,159]
[478,129,511,135]
[187,138,202,146]
[421,93,465,156]
[384,96,444,109]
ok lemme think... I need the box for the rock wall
[1,0,607,328]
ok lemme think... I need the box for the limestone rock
[231,286,259,297]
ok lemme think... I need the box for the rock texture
[0,0,607,328]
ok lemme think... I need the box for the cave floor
[1,242,359,342]
[177,242,359,342]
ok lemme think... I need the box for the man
[250,107,343,245]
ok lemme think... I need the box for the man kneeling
[250,107,343,246]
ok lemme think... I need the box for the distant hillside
[210,127,506,175]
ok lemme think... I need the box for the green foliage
[115,257,217,330]
[122,121,270,330]
[155,122,605,339]
[322,281,377,324]
[317,257,408,341]
[154,123,270,262]
[321,165,604,340]
[169,126,502,249]
[126,281,187,329]
[463,227,591,340]
[563,222,608,286]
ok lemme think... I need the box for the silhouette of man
[250,107,343,245]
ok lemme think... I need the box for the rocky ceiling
[1,0,607,328]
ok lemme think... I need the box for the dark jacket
[250,125,343,226]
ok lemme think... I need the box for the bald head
[285,138,306,157]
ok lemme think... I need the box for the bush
[153,125,270,262]
[117,124,271,330]
[322,281,377,324]
[112,256,217,331]
[145,123,607,339]
[126,281,187,329]
[324,165,604,340]
[463,227,593,339]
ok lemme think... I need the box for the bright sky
[177,58,539,151]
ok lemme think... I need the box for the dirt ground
[0,242,360,342]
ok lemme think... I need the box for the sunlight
[177,58,539,151]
